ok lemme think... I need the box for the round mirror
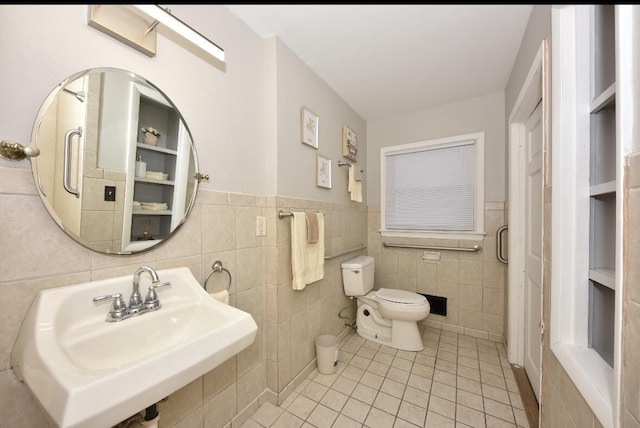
[30,67,199,254]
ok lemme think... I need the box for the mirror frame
[29,67,200,255]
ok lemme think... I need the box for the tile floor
[242,327,531,428]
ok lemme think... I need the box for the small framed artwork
[301,106,319,149]
[316,153,332,189]
[342,125,358,162]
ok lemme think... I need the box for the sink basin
[11,267,257,428]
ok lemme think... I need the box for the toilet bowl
[341,255,430,351]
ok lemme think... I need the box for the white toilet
[341,255,430,351]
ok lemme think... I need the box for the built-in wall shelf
[590,83,616,113]
[588,4,616,368]
[590,181,616,197]
[136,143,178,156]
[132,210,172,216]
[589,268,615,290]
[135,177,175,186]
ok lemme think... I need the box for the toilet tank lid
[376,288,427,305]
[341,255,374,269]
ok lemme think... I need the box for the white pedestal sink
[11,267,257,428]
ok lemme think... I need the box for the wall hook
[0,140,40,161]
[195,172,210,182]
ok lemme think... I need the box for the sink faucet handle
[93,292,128,322]
[144,281,172,310]
[93,292,126,309]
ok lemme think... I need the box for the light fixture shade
[88,5,157,57]
[133,5,225,62]
[87,5,225,63]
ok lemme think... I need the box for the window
[380,132,484,239]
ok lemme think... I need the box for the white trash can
[315,335,339,375]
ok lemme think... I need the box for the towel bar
[337,160,364,173]
[278,210,322,219]
[324,244,366,260]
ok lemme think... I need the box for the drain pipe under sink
[141,403,159,428]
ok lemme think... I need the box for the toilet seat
[375,288,427,305]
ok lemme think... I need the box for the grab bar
[383,241,481,253]
[63,126,82,198]
[325,244,366,260]
[496,225,508,264]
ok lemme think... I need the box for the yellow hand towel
[291,212,324,290]
[348,164,355,192]
[351,180,362,202]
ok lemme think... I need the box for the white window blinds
[384,140,476,231]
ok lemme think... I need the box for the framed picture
[316,153,332,189]
[301,106,319,149]
[342,125,358,162]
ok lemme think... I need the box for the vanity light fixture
[132,5,225,62]
[87,5,224,63]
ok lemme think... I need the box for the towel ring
[204,260,232,291]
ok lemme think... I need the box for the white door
[524,101,543,401]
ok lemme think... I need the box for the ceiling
[225,5,533,122]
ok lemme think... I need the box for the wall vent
[420,293,447,316]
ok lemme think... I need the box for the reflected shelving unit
[122,83,191,252]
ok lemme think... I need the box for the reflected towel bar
[383,241,481,253]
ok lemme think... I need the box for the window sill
[550,342,613,428]
[380,229,485,241]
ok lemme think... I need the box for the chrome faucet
[93,266,171,322]
[130,266,160,312]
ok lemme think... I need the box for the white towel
[210,290,229,305]
[291,211,324,290]
[141,202,168,210]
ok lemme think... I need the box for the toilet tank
[341,255,375,296]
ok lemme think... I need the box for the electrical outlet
[104,186,116,201]
[256,216,266,236]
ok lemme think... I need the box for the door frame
[507,39,548,374]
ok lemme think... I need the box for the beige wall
[366,90,506,204]
[624,154,640,427]
[367,203,507,343]
[266,197,366,398]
